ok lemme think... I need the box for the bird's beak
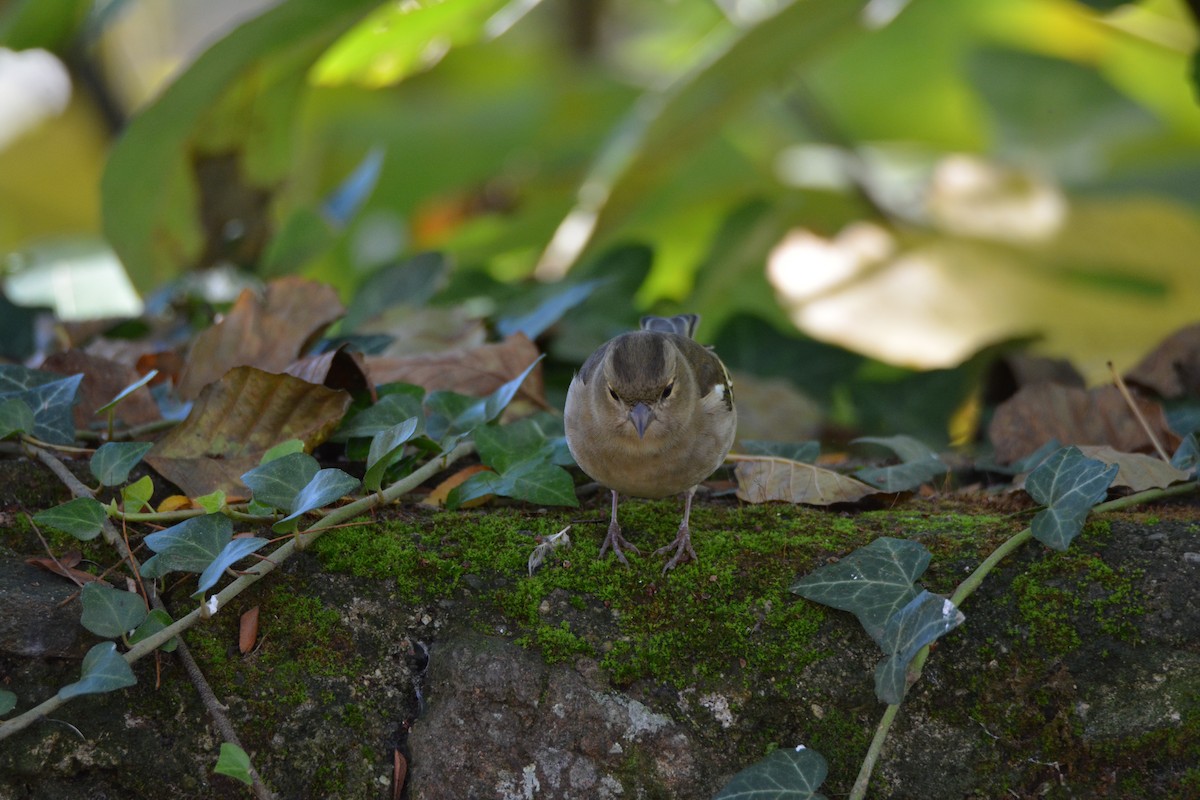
[629,402,653,439]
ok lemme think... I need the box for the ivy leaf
[214,742,254,786]
[195,490,227,514]
[424,356,544,448]
[33,497,106,541]
[1170,433,1199,476]
[0,397,35,440]
[143,514,234,574]
[449,419,578,507]
[336,385,425,443]
[196,537,270,596]
[0,367,83,444]
[58,642,137,699]
[242,452,320,511]
[496,279,604,341]
[122,475,155,513]
[0,689,15,716]
[853,435,948,492]
[714,745,828,800]
[90,441,155,487]
[873,590,965,705]
[791,537,932,647]
[95,370,158,415]
[80,582,149,639]
[364,416,420,492]
[1025,446,1118,551]
[129,608,178,653]
[738,440,820,463]
[259,438,306,465]
[274,468,360,531]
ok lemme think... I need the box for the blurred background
[1,0,1197,447]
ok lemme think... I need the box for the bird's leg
[654,486,698,572]
[598,490,640,565]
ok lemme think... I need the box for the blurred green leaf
[853,435,948,492]
[0,0,90,50]
[90,442,154,487]
[101,0,381,290]
[80,582,148,639]
[0,397,34,440]
[33,497,106,542]
[0,366,83,445]
[58,642,137,699]
[0,293,42,362]
[95,371,158,415]
[0,689,15,716]
[340,252,449,332]
[737,440,820,463]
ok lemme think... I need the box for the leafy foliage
[90,442,154,487]
[214,742,254,786]
[1025,447,1118,551]
[714,745,828,800]
[33,497,106,541]
[873,591,964,705]
[58,642,137,699]
[0,367,82,444]
[80,583,149,639]
[853,435,948,493]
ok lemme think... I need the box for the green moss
[522,621,593,664]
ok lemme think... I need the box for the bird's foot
[599,521,640,565]
[653,526,697,573]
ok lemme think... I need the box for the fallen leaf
[156,495,196,513]
[366,334,547,409]
[284,346,375,401]
[733,457,880,506]
[988,383,1179,465]
[177,277,345,399]
[26,552,105,585]
[1126,322,1200,400]
[422,464,493,508]
[1076,446,1191,492]
[239,606,259,654]
[145,366,351,497]
[392,749,407,800]
[41,350,161,429]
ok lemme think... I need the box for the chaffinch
[564,314,736,572]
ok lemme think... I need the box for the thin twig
[1109,361,1171,462]
[25,514,86,589]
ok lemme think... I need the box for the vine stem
[0,440,476,751]
[847,479,1197,799]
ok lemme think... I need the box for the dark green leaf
[242,452,320,512]
[0,292,41,361]
[496,279,604,341]
[1026,446,1117,551]
[337,389,426,441]
[452,459,578,508]
[80,582,149,639]
[1171,433,1198,476]
[33,497,106,541]
[0,689,15,716]
[425,356,544,447]
[274,468,360,531]
[196,537,270,595]
[874,590,965,704]
[0,397,34,439]
[791,537,931,647]
[0,367,83,444]
[214,742,254,786]
[129,609,178,653]
[95,370,158,415]
[341,252,449,331]
[90,442,154,487]
[364,417,420,491]
[143,514,234,574]
[58,642,137,699]
[714,745,828,800]
[738,440,820,463]
[259,439,307,465]
[853,437,948,492]
[472,418,551,473]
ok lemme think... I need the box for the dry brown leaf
[1126,322,1200,399]
[145,366,351,497]
[285,347,375,402]
[733,457,879,506]
[392,749,407,800]
[1076,446,1191,492]
[422,464,493,508]
[988,383,1179,465]
[366,333,547,409]
[239,606,259,655]
[25,552,105,585]
[41,350,161,429]
[177,277,344,399]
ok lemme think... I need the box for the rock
[0,557,91,659]
[407,633,718,799]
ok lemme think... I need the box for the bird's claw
[654,527,697,573]
[599,522,640,565]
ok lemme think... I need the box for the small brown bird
[564,314,736,572]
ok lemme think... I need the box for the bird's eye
[661,381,674,400]
[608,386,619,401]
